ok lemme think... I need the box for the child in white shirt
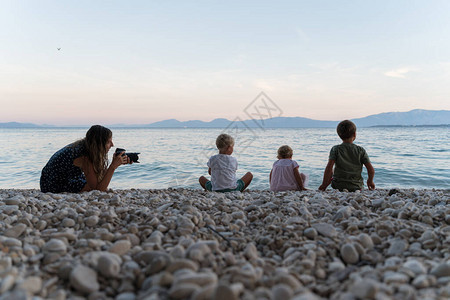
[199,134,253,192]
[270,145,308,192]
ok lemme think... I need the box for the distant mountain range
[1,109,449,128]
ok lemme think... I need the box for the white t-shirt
[270,159,300,192]
[207,154,238,191]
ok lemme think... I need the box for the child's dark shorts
[205,179,245,192]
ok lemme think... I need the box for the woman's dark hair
[73,125,112,181]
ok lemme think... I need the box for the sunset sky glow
[1,0,450,125]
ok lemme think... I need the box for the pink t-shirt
[270,159,300,192]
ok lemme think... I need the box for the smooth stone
[149,217,160,226]
[157,224,169,233]
[97,253,121,278]
[412,274,433,288]
[383,272,409,284]
[3,237,22,247]
[169,245,185,259]
[110,195,121,205]
[43,239,67,254]
[85,215,99,227]
[70,265,100,295]
[36,220,47,230]
[0,205,19,215]
[291,291,320,300]
[371,198,384,207]
[62,218,76,227]
[18,276,42,294]
[340,243,359,264]
[134,250,170,265]
[437,276,450,285]
[4,223,27,238]
[173,272,218,286]
[244,243,258,260]
[52,232,77,241]
[186,242,213,261]
[275,273,302,290]
[154,273,175,289]
[147,255,172,275]
[304,228,318,239]
[0,275,16,294]
[351,279,378,299]
[430,263,450,278]
[213,284,237,300]
[387,239,408,256]
[333,206,352,221]
[109,240,131,255]
[4,198,22,205]
[312,223,337,238]
[0,257,12,270]
[329,261,346,272]
[168,283,199,299]
[403,259,427,275]
[191,284,216,300]
[115,292,136,300]
[176,216,195,236]
[166,259,199,273]
[147,231,163,244]
[231,211,245,219]
[271,284,293,300]
[358,233,374,249]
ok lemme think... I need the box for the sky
[1,0,450,125]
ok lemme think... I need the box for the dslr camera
[115,148,140,163]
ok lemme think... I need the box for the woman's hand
[112,151,130,169]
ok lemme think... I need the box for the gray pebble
[70,265,100,294]
[340,243,359,264]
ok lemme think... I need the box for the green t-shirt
[329,143,370,191]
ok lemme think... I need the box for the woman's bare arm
[77,153,128,192]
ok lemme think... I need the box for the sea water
[0,127,448,190]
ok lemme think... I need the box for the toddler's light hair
[277,145,293,159]
[216,134,234,150]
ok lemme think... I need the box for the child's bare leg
[241,172,253,191]
[199,176,208,190]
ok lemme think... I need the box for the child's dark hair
[277,145,293,159]
[337,120,357,140]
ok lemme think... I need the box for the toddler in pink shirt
[270,145,308,192]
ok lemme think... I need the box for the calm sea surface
[0,127,448,190]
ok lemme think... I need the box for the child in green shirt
[319,120,375,192]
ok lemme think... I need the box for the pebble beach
[0,188,449,300]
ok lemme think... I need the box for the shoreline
[0,188,449,299]
[1,187,450,192]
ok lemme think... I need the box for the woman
[40,125,129,193]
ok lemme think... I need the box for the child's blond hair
[216,134,234,150]
[277,145,293,159]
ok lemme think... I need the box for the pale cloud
[253,80,276,91]
[308,62,340,71]
[384,67,419,78]
[295,27,310,43]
